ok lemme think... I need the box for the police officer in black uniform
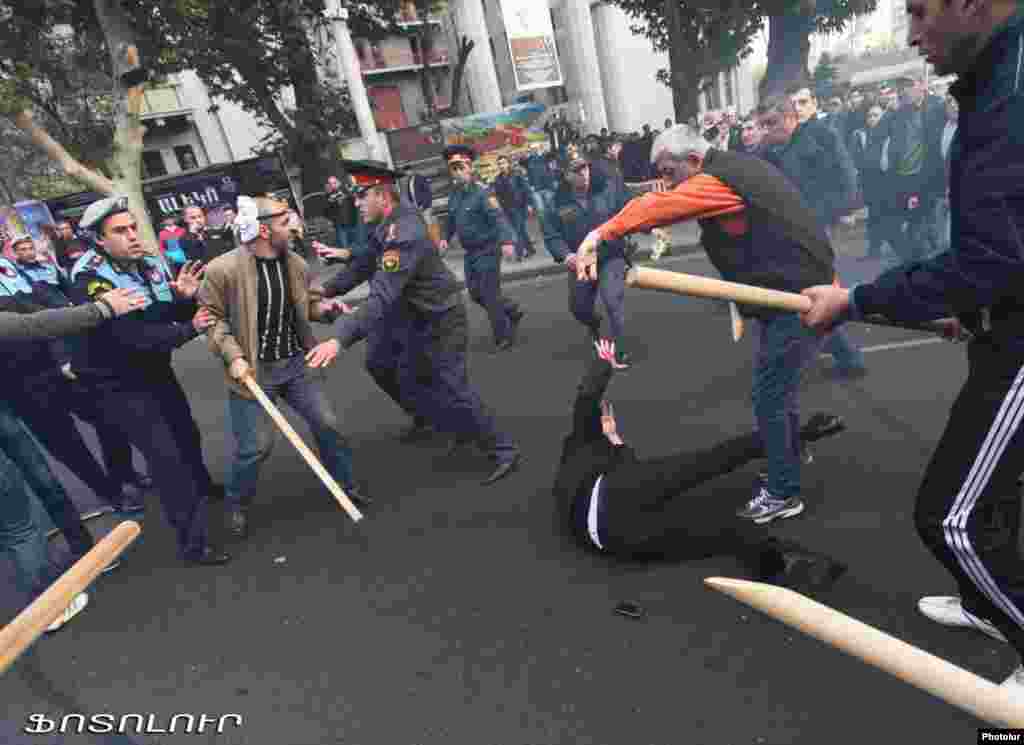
[307,163,520,485]
[439,145,524,351]
[68,196,230,565]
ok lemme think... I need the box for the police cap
[10,233,33,248]
[344,160,403,195]
[80,195,131,234]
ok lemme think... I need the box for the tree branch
[11,109,115,195]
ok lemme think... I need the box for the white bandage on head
[235,196,261,244]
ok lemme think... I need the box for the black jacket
[554,357,635,550]
[763,117,857,227]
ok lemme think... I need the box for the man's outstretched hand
[595,339,628,369]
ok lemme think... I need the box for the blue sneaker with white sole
[736,487,805,524]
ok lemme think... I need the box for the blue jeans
[532,190,559,260]
[0,404,64,600]
[753,313,826,499]
[226,355,355,512]
[823,329,866,371]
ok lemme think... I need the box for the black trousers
[598,431,778,571]
[7,371,131,506]
[914,339,1024,657]
[85,370,213,559]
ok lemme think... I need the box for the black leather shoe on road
[800,413,846,443]
[765,540,847,593]
[482,454,520,486]
[347,485,374,508]
[184,547,232,566]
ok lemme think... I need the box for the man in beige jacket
[198,196,372,538]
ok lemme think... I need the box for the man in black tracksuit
[557,342,846,589]
[801,1,1024,691]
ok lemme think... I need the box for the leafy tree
[611,0,764,123]
[1,0,175,253]
[758,0,878,98]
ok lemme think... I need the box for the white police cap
[80,195,130,233]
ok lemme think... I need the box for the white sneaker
[1001,665,1024,690]
[917,596,1008,643]
[46,592,89,633]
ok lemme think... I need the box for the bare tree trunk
[446,36,474,117]
[663,0,702,124]
[93,0,156,255]
[418,27,437,121]
[760,14,815,98]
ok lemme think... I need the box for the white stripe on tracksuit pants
[917,340,1024,650]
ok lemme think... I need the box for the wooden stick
[0,521,141,675]
[705,577,1024,726]
[625,267,961,338]
[729,301,744,342]
[242,375,363,523]
[625,266,812,313]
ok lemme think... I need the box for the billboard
[440,102,549,182]
[500,0,563,91]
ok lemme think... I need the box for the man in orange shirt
[575,125,836,525]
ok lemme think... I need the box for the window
[141,86,181,115]
[175,145,198,171]
[142,151,167,179]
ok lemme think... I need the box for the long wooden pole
[242,375,363,523]
[705,577,1024,726]
[0,521,141,675]
[625,267,960,337]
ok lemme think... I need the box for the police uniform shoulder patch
[487,194,501,210]
[381,248,401,273]
[86,279,114,298]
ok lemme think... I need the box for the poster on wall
[500,0,563,91]
[440,102,549,183]
[1,201,57,260]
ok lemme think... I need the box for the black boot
[759,539,847,593]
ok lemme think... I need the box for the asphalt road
[1,249,1012,745]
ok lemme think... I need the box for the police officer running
[68,196,230,566]
[306,163,521,486]
[439,145,525,351]
[546,153,634,368]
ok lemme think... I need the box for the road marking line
[822,337,946,357]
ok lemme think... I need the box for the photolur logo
[24,713,243,735]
